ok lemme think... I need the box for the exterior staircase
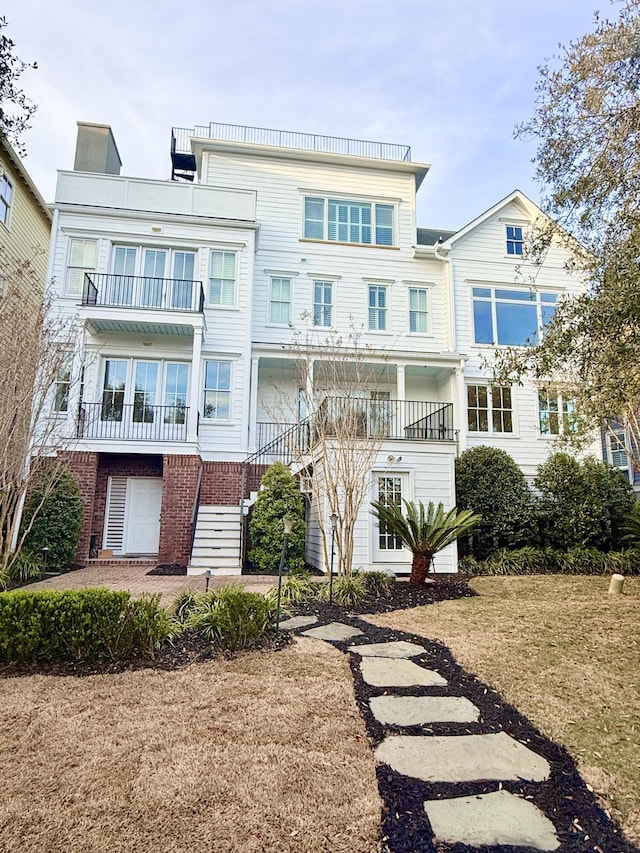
[187,505,242,576]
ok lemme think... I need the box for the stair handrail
[188,463,204,562]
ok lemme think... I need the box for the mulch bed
[146,563,187,576]
[296,612,640,853]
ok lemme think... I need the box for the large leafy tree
[0,16,37,152]
[495,1,640,472]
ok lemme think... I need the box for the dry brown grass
[367,575,640,844]
[0,638,381,853]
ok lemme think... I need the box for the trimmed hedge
[0,588,171,663]
[459,546,640,576]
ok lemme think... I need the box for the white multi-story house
[47,121,597,575]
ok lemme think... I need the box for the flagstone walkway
[281,613,638,853]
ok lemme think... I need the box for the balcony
[173,123,412,163]
[250,399,454,466]
[78,402,189,442]
[81,273,205,336]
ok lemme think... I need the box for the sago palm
[370,499,481,584]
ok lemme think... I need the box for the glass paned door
[111,247,137,305]
[101,360,127,422]
[171,252,195,310]
[164,363,188,425]
[141,250,166,308]
[373,474,409,563]
[133,362,158,423]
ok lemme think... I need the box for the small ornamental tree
[370,499,480,585]
[20,467,83,572]
[455,446,534,559]
[249,462,306,574]
[535,453,634,552]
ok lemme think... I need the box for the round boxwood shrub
[455,445,535,559]
[20,467,83,572]
[249,462,305,574]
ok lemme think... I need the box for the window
[53,358,72,413]
[171,251,196,309]
[538,390,577,435]
[304,196,394,246]
[101,359,127,422]
[409,288,428,333]
[606,428,629,472]
[467,384,513,433]
[472,287,558,346]
[270,277,291,325]
[506,225,523,256]
[109,246,197,309]
[377,476,403,551]
[368,285,387,331]
[203,361,231,420]
[66,239,97,297]
[0,175,12,226]
[313,280,333,327]
[209,251,236,306]
[133,361,158,423]
[99,359,189,425]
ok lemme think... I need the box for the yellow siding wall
[0,148,50,289]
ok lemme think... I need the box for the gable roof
[439,189,542,249]
[0,135,51,221]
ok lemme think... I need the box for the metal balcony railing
[317,398,455,441]
[78,402,189,442]
[249,399,454,467]
[82,273,205,313]
[172,123,412,162]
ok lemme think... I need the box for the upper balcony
[80,272,205,336]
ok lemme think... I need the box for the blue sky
[5,0,599,230]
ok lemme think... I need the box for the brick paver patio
[26,563,277,607]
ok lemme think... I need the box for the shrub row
[0,588,171,663]
[459,546,640,576]
[266,568,396,609]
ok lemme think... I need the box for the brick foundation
[57,451,99,562]
[158,454,202,566]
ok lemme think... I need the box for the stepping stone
[301,622,364,642]
[348,640,427,658]
[424,790,559,851]
[370,695,479,726]
[375,732,550,783]
[361,658,447,688]
[278,615,318,631]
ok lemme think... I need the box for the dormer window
[506,225,524,256]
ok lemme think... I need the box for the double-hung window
[605,427,630,473]
[0,175,13,227]
[53,357,72,413]
[409,288,428,333]
[270,277,292,325]
[472,287,558,346]
[467,384,513,433]
[538,390,577,435]
[313,280,333,327]
[203,361,231,420]
[66,238,97,297]
[368,285,387,331]
[506,225,524,255]
[209,251,236,307]
[304,196,394,246]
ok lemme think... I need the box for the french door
[373,473,409,563]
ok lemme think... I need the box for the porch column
[187,327,203,443]
[454,365,467,452]
[306,357,315,412]
[248,356,259,452]
[396,364,406,436]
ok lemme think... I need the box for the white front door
[125,478,163,555]
[372,473,410,564]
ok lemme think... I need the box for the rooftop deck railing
[82,273,205,313]
[172,123,411,162]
